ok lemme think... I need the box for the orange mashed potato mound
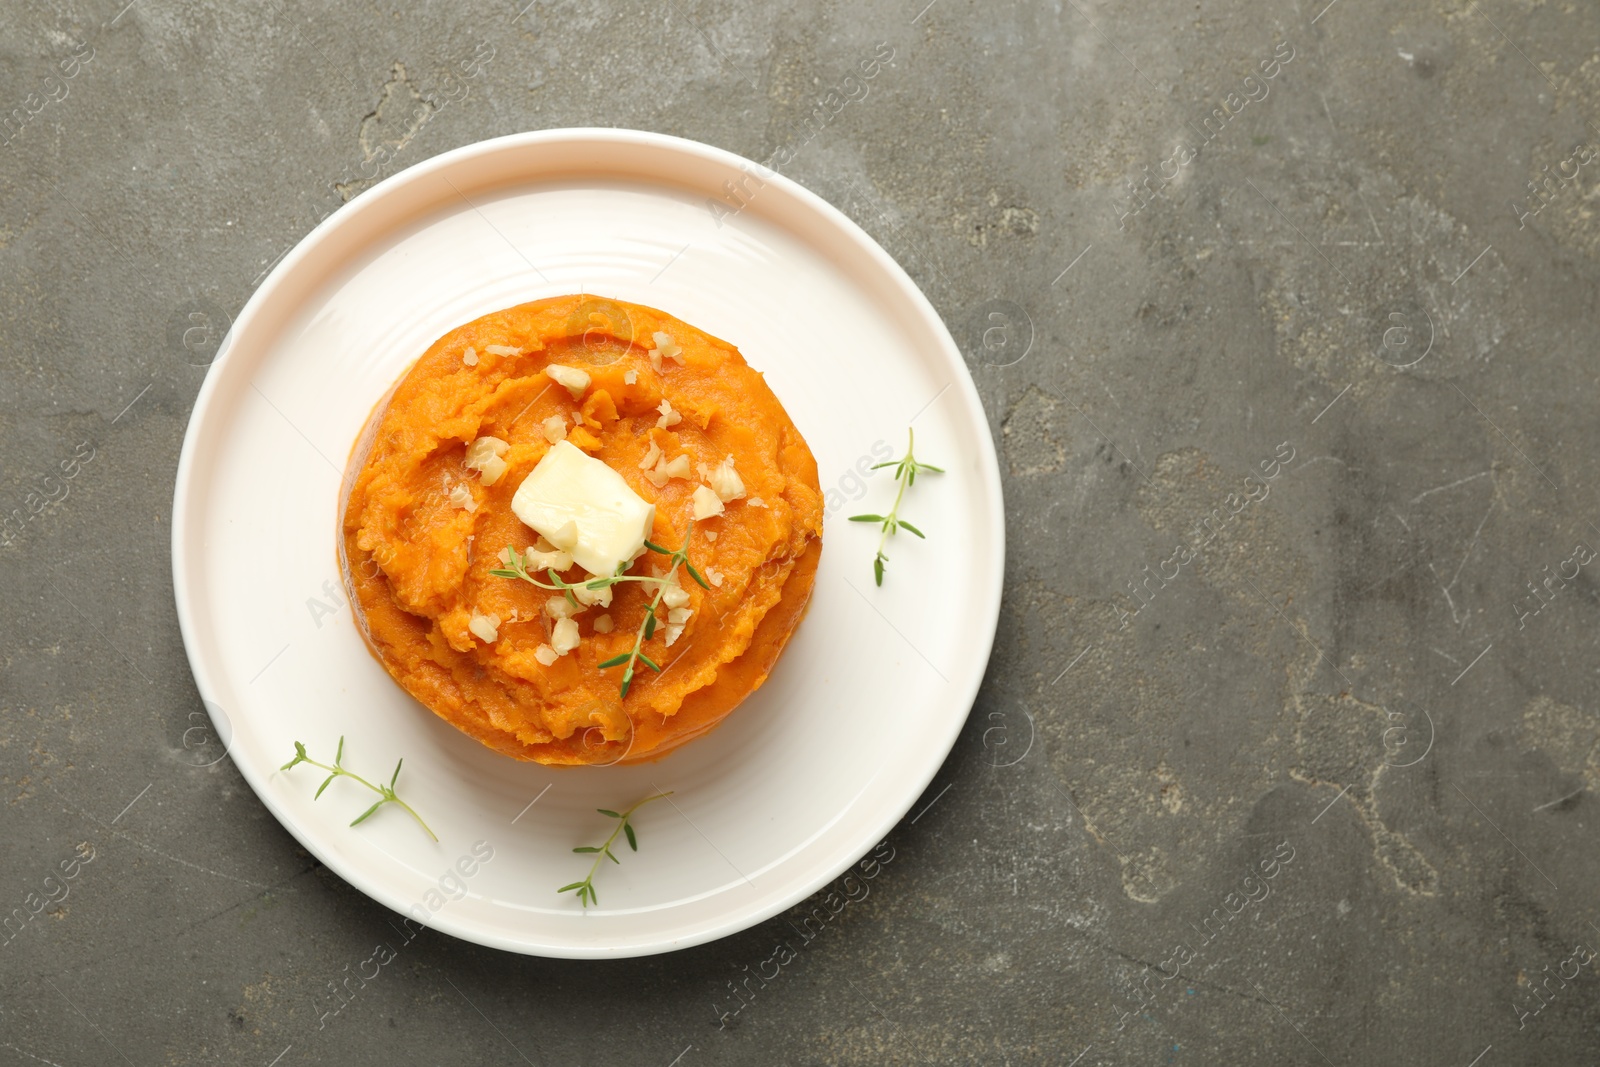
[341,296,822,765]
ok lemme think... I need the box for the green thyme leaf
[503,511,708,698]
[282,738,436,841]
[281,741,309,771]
[557,793,673,909]
[855,430,940,586]
[350,799,385,826]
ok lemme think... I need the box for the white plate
[171,129,1003,957]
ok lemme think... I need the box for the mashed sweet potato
[341,295,822,765]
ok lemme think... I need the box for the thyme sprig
[849,428,943,585]
[558,791,673,907]
[490,522,710,696]
[281,736,437,841]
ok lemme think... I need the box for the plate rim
[170,127,1005,957]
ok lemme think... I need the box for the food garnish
[558,792,673,907]
[280,736,437,841]
[849,428,943,586]
[491,519,712,696]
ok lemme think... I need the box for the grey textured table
[4,0,1599,1063]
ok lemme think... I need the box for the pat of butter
[510,440,655,578]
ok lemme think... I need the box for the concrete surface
[4,0,1600,1063]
